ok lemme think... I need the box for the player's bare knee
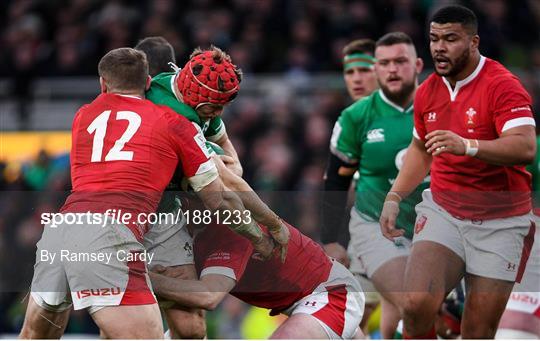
[165,307,206,339]
[175,311,206,339]
[19,299,70,339]
[402,292,431,316]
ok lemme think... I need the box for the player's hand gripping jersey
[61,93,216,239]
[194,221,364,338]
[413,56,534,219]
[331,89,429,238]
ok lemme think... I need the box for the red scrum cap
[176,47,242,109]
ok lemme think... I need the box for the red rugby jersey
[414,56,535,219]
[194,221,333,314]
[61,93,213,239]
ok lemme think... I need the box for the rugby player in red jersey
[134,38,289,338]
[379,5,536,339]
[19,48,275,339]
[151,218,364,339]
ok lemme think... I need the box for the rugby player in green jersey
[135,37,289,338]
[322,38,380,333]
[322,32,427,338]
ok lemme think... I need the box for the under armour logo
[507,263,516,271]
[305,301,316,307]
[427,112,437,122]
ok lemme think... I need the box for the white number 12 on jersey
[87,110,141,162]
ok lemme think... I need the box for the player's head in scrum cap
[176,46,243,121]
[134,36,176,77]
[342,39,378,101]
[98,47,150,97]
[374,32,423,106]
[429,5,480,79]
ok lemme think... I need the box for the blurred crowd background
[1,0,539,338]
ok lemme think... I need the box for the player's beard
[380,76,417,106]
[434,47,470,77]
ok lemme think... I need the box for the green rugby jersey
[330,89,429,238]
[146,72,226,214]
[146,72,227,142]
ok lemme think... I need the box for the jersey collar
[171,73,183,102]
[442,55,486,102]
[117,94,142,100]
[378,89,413,113]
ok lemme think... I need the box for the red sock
[403,326,437,339]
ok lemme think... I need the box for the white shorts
[413,190,536,282]
[283,260,365,339]
[31,215,156,314]
[505,217,540,316]
[348,208,411,278]
[143,207,193,268]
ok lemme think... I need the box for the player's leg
[144,213,206,339]
[401,241,464,336]
[460,274,514,338]
[19,294,70,339]
[459,214,535,338]
[402,192,466,337]
[275,260,364,339]
[348,239,380,333]
[158,265,206,339]
[349,208,409,338]
[270,313,334,339]
[91,303,163,339]
[370,256,407,338]
[379,297,401,339]
[64,218,162,338]
[496,227,540,339]
[20,220,71,339]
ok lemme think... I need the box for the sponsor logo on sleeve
[510,106,531,113]
[427,112,437,122]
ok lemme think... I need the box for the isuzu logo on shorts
[76,287,122,299]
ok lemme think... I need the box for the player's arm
[320,153,357,267]
[149,270,234,310]
[166,112,273,258]
[320,108,361,266]
[215,132,243,177]
[213,155,289,262]
[425,126,536,166]
[196,177,275,259]
[380,137,432,241]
